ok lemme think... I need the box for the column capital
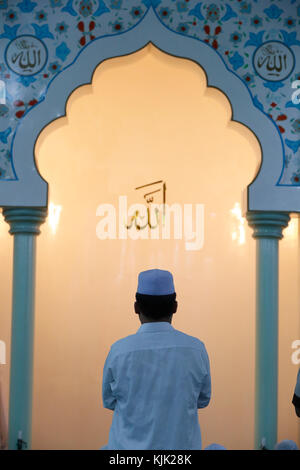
[2,207,48,236]
[246,211,290,240]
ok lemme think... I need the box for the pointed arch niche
[2,7,298,212]
[25,43,295,450]
[1,9,299,451]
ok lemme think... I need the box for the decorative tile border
[0,0,299,186]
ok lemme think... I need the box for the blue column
[2,207,47,450]
[246,211,290,450]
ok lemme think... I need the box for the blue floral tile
[0,0,299,185]
[264,4,283,20]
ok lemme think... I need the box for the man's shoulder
[110,333,136,351]
[110,328,206,353]
[174,328,206,349]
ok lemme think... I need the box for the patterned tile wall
[0,0,299,184]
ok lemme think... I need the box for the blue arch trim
[150,7,286,188]
[1,6,298,211]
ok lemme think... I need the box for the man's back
[102,321,211,450]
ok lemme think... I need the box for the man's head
[134,269,177,323]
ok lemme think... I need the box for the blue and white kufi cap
[137,269,175,296]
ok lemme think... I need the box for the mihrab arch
[0,6,293,451]
[0,7,294,212]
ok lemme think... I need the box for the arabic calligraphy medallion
[253,40,295,82]
[5,35,48,77]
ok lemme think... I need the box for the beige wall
[0,44,299,449]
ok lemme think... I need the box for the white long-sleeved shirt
[102,321,211,450]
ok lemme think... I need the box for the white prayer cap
[137,269,175,295]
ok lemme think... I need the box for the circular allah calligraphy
[253,40,295,82]
[5,35,48,77]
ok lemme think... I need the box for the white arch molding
[0,7,296,214]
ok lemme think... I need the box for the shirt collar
[137,322,174,334]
